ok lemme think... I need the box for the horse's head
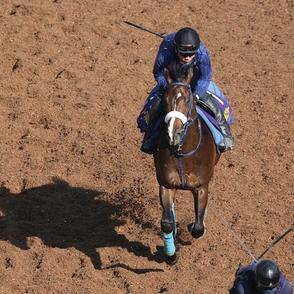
[163,61,196,149]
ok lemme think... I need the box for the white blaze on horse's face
[168,117,176,142]
[164,92,188,143]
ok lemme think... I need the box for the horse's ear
[185,66,194,84]
[164,68,172,85]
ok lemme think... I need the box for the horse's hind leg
[191,185,208,239]
[159,185,177,264]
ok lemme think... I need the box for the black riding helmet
[174,27,200,55]
[255,260,280,290]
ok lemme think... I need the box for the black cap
[255,260,280,290]
[174,27,200,54]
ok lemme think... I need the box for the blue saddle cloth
[197,107,224,146]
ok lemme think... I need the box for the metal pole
[257,227,293,260]
[123,21,164,39]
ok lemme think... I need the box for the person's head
[255,260,281,293]
[174,27,200,64]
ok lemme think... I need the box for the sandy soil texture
[0,0,293,293]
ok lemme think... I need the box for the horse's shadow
[0,177,164,271]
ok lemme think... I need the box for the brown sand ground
[0,0,293,293]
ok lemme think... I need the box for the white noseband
[164,111,188,125]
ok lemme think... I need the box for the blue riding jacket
[229,262,293,294]
[153,32,212,98]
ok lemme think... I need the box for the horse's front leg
[191,185,208,238]
[159,185,177,264]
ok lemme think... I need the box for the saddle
[197,91,234,128]
[196,91,234,147]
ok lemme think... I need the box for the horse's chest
[161,159,203,189]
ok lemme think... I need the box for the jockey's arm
[193,43,212,98]
[153,34,174,90]
[229,282,246,294]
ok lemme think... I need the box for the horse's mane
[166,61,193,83]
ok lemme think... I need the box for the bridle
[164,82,202,157]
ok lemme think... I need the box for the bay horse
[154,61,220,264]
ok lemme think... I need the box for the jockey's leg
[141,129,159,154]
[200,93,234,151]
[137,85,161,132]
[139,86,165,154]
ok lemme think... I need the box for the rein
[176,118,202,157]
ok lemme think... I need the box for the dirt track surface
[0,1,293,293]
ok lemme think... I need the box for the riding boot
[201,93,234,151]
[141,131,157,154]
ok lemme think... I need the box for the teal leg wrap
[163,232,176,256]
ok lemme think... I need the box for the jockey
[229,259,293,294]
[137,27,234,154]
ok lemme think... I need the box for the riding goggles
[178,51,196,57]
[176,45,197,54]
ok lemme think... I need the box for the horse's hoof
[189,223,205,239]
[165,253,178,265]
